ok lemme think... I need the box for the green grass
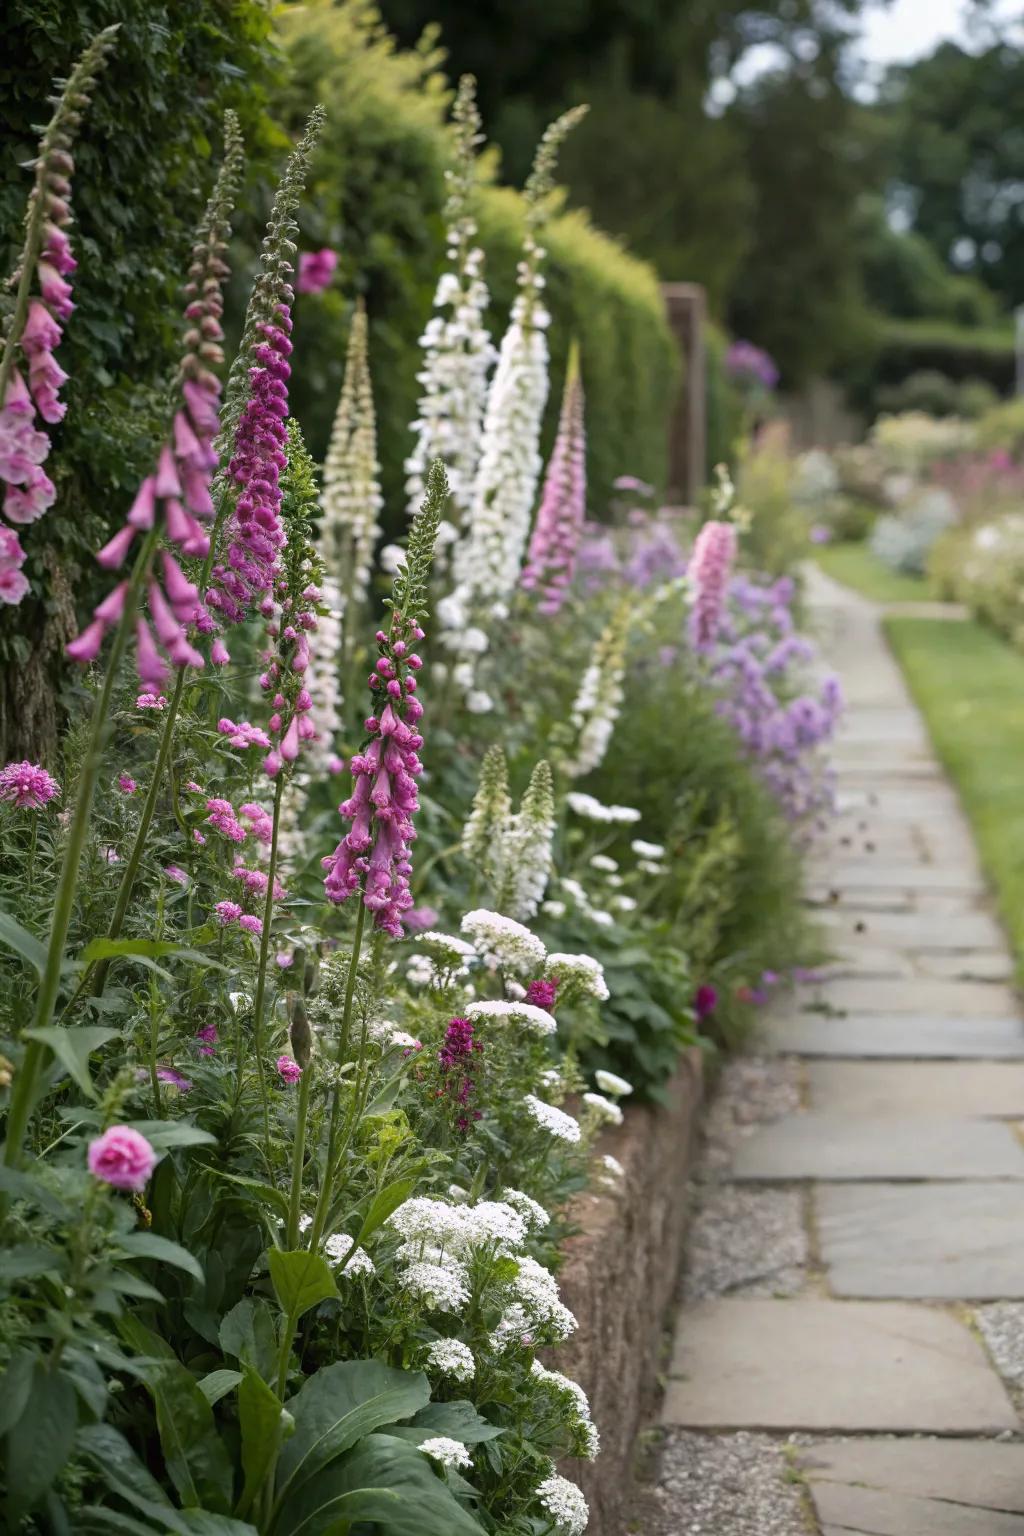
[885,615,1024,972]
[815,543,932,605]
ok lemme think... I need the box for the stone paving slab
[814,1481,1024,1535]
[807,1059,1024,1117]
[816,1181,1024,1298]
[816,907,1006,951]
[763,1011,1024,1059]
[662,1299,1018,1432]
[731,1113,1024,1181]
[796,1438,1024,1515]
[805,860,985,894]
[916,949,1016,982]
[806,976,1021,1015]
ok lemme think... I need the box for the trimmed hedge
[275,0,677,520]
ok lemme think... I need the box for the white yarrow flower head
[466,998,557,1036]
[501,1187,550,1232]
[419,1436,472,1471]
[399,1261,470,1312]
[637,859,668,876]
[406,77,495,525]
[512,1254,577,1339]
[425,1338,475,1382]
[589,854,619,873]
[601,1153,625,1179]
[324,1233,375,1275]
[461,908,547,972]
[566,791,641,824]
[531,1360,598,1454]
[583,1090,624,1126]
[595,1069,634,1098]
[631,838,666,860]
[536,1473,589,1535]
[463,1199,529,1252]
[524,1093,581,1143]
[547,951,610,1001]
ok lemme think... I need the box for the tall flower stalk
[2,116,246,1170]
[453,105,587,612]
[313,460,448,1244]
[321,299,382,651]
[88,110,323,981]
[404,74,495,525]
[565,599,630,779]
[0,26,117,605]
[521,340,586,614]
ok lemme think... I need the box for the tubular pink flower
[521,355,586,615]
[689,520,737,651]
[297,248,338,294]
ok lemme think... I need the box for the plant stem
[286,1057,313,1250]
[250,774,285,1155]
[310,898,366,1248]
[3,529,156,1171]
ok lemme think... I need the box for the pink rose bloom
[0,567,30,605]
[276,1054,302,1084]
[87,1125,157,1191]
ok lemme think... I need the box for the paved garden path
[634,568,1024,1535]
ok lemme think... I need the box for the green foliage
[273,0,676,513]
[0,0,276,760]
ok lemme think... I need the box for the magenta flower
[195,1022,218,1057]
[258,562,321,782]
[87,1125,157,1191]
[297,248,338,294]
[207,305,292,631]
[521,355,586,615]
[67,128,240,683]
[688,520,737,651]
[205,798,247,843]
[116,773,137,795]
[693,984,718,1021]
[214,900,243,925]
[156,1067,192,1093]
[725,339,779,391]
[217,717,271,751]
[525,977,559,1010]
[322,628,426,938]
[403,905,440,933]
[164,864,188,885]
[276,1054,302,1084]
[136,692,168,710]
[238,913,263,936]
[0,760,60,809]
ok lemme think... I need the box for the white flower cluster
[390,1196,529,1261]
[589,854,618,873]
[400,1261,470,1313]
[322,301,383,608]
[305,573,344,773]
[425,1337,475,1382]
[406,78,495,524]
[536,1473,590,1535]
[631,838,666,860]
[595,1069,633,1098]
[325,1232,375,1276]
[547,951,610,1002]
[501,1187,550,1232]
[419,1435,473,1471]
[454,293,550,609]
[566,792,641,825]
[582,1091,623,1127]
[499,760,556,922]
[465,999,557,1036]
[531,1360,600,1460]
[460,908,547,972]
[524,1094,581,1144]
[566,609,628,779]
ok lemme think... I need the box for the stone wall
[556,1048,704,1536]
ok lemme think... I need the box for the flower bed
[0,39,834,1535]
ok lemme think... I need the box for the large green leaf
[76,1424,185,1531]
[271,1433,485,1536]
[406,1399,504,1445]
[237,1366,290,1517]
[80,937,227,975]
[197,1370,242,1406]
[219,1298,277,1382]
[273,1361,430,1507]
[126,1120,217,1152]
[25,1025,117,1099]
[350,1177,415,1249]
[116,1232,205,1284]
[119,1318,233,1514]
[0,907,47,974]
[6,1359,77,1524]
[267,1249,337,1323]
[0,1349,36,1437]
[0,1242,67,1283]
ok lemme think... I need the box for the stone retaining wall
[556,1047,704,1536]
